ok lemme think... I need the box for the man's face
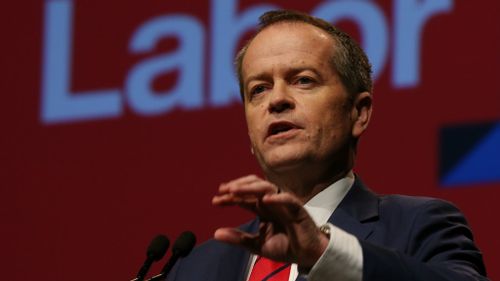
[241,22,360,175]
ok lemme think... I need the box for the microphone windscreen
[147,235,170,261]
[172,231,196,257]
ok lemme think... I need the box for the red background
[1,1,499,280]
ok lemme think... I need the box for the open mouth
[267,121,299,137]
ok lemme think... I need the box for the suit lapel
[327,177,379,240]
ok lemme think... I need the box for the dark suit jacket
[167,178,488,281]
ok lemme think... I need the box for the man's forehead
[241,22,335,78]
[249,22,331,49]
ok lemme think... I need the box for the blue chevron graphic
[441,122,500,187]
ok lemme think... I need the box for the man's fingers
[212,193,258,206]
[214,189,323,266]
[218,175,277,197]
[214,227,260,252]
[212,194,259,213]
[262,192,302,205]
[212,193,237,205]
[260,192,304,220]
[214,227,246,244]
[229,180,277,196]
[214,192,306,224]
[214,175,279,215]
[218,174,261,193]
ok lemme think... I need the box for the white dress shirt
[245,172,363,281]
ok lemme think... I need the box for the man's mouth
[267,121,300,138]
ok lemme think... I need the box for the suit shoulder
[378,193,460,212]
[375,194,467,228]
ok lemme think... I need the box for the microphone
[131,234,170,281]
[147,231,196,281]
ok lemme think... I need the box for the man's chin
[261,155,307,174]
[254,145,311,173]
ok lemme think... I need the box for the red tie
[248,256,291,281]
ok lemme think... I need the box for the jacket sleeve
[361,199,488,281]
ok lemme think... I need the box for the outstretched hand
[212,175,329,269]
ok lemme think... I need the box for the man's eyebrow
[245,67,323,86]
[286,67,323,78]
[245,73,269,84]
[244,73,270,90]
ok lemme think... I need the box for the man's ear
[351,92,373,138]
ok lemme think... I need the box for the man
[167,10,487,281]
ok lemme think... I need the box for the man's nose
[268,83,295,113]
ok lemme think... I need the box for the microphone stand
[146,273,165,281]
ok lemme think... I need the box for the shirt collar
[303,171,355,226]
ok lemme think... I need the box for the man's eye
[296,77,313,85]
[251,85,266,95]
